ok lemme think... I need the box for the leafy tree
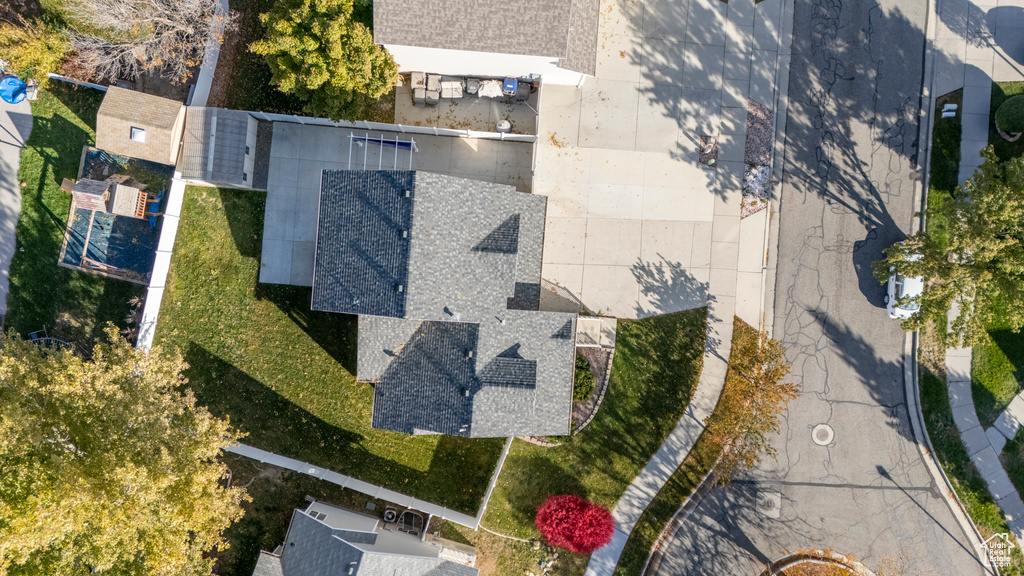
[0,18,68,85]
[251,0,398,121]
[0,327,248,576]
[704,321,797,484]
[874,147,1024,346]
[535,495,613,554]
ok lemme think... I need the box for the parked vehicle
[884,253,923,319]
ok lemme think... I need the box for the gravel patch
[745,98,774,165]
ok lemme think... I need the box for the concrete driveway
[0,97,32,320]
[536,0,784,319]
[653,0,988,573]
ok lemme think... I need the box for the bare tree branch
[66,0,234,83]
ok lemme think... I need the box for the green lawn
[7,84,143,345]
[155,186,504,515]
[990,82,1024,163]
[972,330,1024,427]
[444,308,708,575]
[931,89,963,195]
[613,318,758,576]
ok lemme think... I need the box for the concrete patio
[259,122,534,286]
[535,0,785,320]
[394,77,539,135]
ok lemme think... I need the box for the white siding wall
[384,44,585,86]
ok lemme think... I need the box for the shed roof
[97,86,183,129]
[179,107,253,187]
[372,0,599,74]
[95,87,184,165]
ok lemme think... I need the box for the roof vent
[402,230,408,239]
[404,190,411,198]
[396,284,404,292]
[463,389,470,397]
[465,349,474,359]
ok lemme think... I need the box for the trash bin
[502,77,518,96]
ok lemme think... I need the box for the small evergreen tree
[251,0,398,121]
[535,495,614,554]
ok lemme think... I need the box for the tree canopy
[251,0,398,121]
[535,495,613,554]
[0,327,247,576]
[704,321,797,484]
[875,146,1024,346]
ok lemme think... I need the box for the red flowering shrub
[534,495,614,553]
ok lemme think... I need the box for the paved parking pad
[259,122,534,286]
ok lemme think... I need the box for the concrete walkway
[945,307,1024,546]
[0,97,32,321]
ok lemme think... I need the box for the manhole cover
[756,491,782,518]
[813,424,834,446]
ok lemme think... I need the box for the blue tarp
[0,76,26,104]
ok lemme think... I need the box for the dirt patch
[206,10,245,108]
[0,0,42,22]
[745,97,775,165]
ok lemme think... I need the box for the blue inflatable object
[0,76,27,104]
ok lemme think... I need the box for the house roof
[372,0,600,74]
[179,107,254,187]
[311,171,545,321]
[358,310,576,438]
[272,509,477,576]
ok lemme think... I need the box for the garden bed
[990,82,1024,163]
[155,186,504,515]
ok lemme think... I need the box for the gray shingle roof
[374,0,573,58]
[179,107,253,187]
[559,0,601,75]
[311,171,545,322]
[312,171,415,317]
[253,553,284,576]
[359,310,575,438]
[269,510,477,576]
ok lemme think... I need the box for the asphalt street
[653,0,988,573]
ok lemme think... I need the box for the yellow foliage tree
[0,327,248,576]
[0,20,68,86]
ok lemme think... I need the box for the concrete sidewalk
[0,97,32,320]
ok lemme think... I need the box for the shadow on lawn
[184,343,503,514]
[254,283,358,375]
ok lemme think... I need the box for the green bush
[573,354,595,402]
[996,95,1024,134]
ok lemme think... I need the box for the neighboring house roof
[311,171,545,321]
[372,0,599,75]
[95,87,185,166]
[265,508,478,576]
[180,107,260,188]
[359,310,576,438]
